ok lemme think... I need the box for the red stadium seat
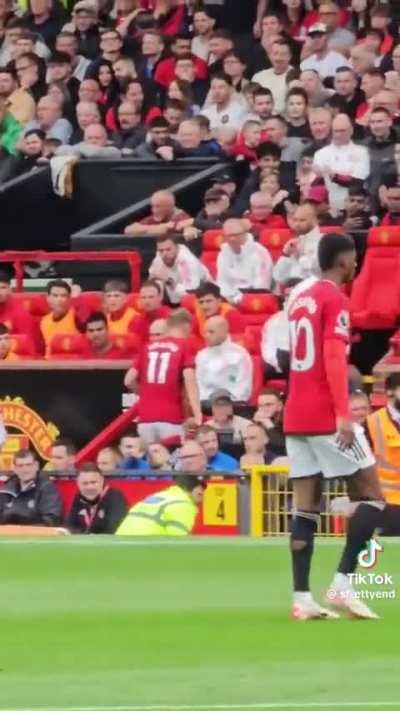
[201,252,218,280]
[367,226,400,247]
[48,334,85,359]
[244,325,262,354]
[231,330,259,355]
[250,355,264,405]
[13,292,48,317]
[264,379,288,395]
[202,229,224,251]
[9,333,36,356]
[112,333,141,355]
[350,248,400,329]
[259,228,294,261]
[126,293,141,311]
[238,293,279,326]
[181,294,197,313]
[76,291,102,312]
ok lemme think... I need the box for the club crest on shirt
[335,310,350,337]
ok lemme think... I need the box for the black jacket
[0,473,63,526]
[66,487,128,534]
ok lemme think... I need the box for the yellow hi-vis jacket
[368,407,400,504]
[115,485,197,536]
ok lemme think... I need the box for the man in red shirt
[0,271,40,353]
[124,190,190,237]
[125,309,202,443]
[285,234,385,621]
[132,280,170,342]
[154,35,208,87]
[82,312,131,359]
[244,192,287,235]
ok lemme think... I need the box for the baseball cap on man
[308,23,328,35]
[73,1,98,15]
[210,389,233,405]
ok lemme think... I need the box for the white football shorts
[286,424,375,479]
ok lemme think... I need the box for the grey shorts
[137,422,184,444]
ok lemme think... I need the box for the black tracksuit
[66,487,128,534]
[0,473,63,526]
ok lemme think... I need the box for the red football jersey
[136,336,194,424]
[284,278,350,435]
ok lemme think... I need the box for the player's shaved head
[291,203,318,236]
[318,233,356,281]
[149,318,168,339]
[166,308,192,338]
[204,316,229,346]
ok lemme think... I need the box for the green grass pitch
[0,536,399,711]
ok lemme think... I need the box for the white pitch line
[0,703,399,710]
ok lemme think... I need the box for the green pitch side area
[0,537,399,711]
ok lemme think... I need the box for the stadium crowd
[1,0,400,505]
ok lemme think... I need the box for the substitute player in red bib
[285,234,386,621]
[124,309,202,443]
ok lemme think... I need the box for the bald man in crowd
[217,217,273,304]
[313,113,370,212]
[273,203,322,284]
[195,315,253,402]
[124,190,190,237]
[56,123,121,157]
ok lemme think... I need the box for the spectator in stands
[147,442,171,470]
[234,141,294,215]
[380,177,400,226]
[132,280,170,342]
[69,3,100,60]
[195,424,239,472]
[103,279,138,335]
[66,462,128,533]
[83,312,130,359]
[328,67,365,121]
[285,87,311,140]
[48,437,77,475]
[175,119,225,158]
[244,192,288,235]
[130,116,175,160]
[300,69,334,108]
[70,101,101,144]
[247,87,275,127]
[274,203,322,284]
[240,422,272,468]
[192,8,216,62]
[217,218,273,304]
[252,39,293,113]
[149,235,211,305]
[78,79,101,103]
[124,190,189,237]
[350,390,371,427]
[96,446,122,476]
[0,449,62,527]
[56,123,122,158]
[192,282,244,339]
[300,23,350,80]
[253,389,286,458]
[263,115,306,164]
[112,101,146,151]
[313,113,370,212]
[11,129,46,176]
[0,323,19,361]
[195,315,253,403]
[182,187,231,241]
[118,432,149,471]
[0,66,35,125]
[365,107,397,204]
[308,107,332,152]
[55,31,91,83]
[200,73,247,133]
[40,279,85,357]
[0,95,22,157]
[340,187,373,232]
[230,119,263,163]
[24,95,72,144]
[207,389,252,443]
[319,2,355,52]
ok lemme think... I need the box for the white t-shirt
[251,67,292,113]
[301,51,350,79]
[200,99,247,132]
[313,141,370,210]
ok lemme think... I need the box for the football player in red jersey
[124,309,202,443]
[285,233,386,621]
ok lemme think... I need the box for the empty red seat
[201,252,218,280]
[76,291,102,312]
[48,334,85,359]
[320,225,344,234]
[238,293,279,326]
[367,226,400,247]
[10,333,36,357]
[13,292,48,317]
[259,228,294,261]
[350,248,400,329]
[202,229,224,251]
